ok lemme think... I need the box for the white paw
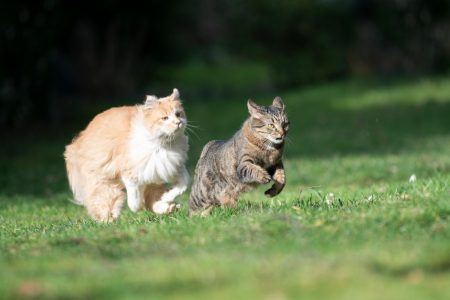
[160,193,175,203]
[152,201,180,214]
[128,200,143,213]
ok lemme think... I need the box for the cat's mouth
[268,136,284,144]
[174,124,185,133]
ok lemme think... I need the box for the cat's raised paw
[152,202,180,214]
[257,171,272,184]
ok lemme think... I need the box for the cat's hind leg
[84,180,125,222]
[219,194,238,208]
[111,190,126,220]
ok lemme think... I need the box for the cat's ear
[247,99,264,117]
[171,88,180,100]
[145,95,158,106]
[272,96,285,111]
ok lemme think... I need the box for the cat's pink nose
[176,121,183,128]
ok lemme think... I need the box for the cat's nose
[175,120,183,128]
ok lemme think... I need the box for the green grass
[1,76,449,299]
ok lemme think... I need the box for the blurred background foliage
[0,0,449,127]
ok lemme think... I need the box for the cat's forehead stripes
[266,106,280,115]
[260,105,287,122]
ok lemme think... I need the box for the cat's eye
[267,124,275,129]
[161,116,169,121]
[175,111,182,118]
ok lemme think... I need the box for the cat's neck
[242,120,283,151]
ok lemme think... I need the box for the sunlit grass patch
[0,76,449,299]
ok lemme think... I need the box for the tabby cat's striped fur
[189,97,289,216]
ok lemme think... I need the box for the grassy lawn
[1,76,449,299]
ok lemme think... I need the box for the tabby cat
[189,97,289,216]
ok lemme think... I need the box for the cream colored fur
[64,89,189,222]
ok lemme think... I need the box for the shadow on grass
[369,252,450,276]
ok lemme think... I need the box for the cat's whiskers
[285,136,293,146]
[186,119,200,125]
[186,127,201,141]
[185,123,202,141]
[186,122,201,129]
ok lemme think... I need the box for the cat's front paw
[256,171,272,184]
[273,169,285,185]
[152,201,180,214]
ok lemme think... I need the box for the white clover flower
[409,174,417,183]
[325,193,334,206]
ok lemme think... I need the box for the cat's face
[142,89,187,138]
[247,97,289,145]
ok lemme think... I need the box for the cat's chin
[266,137,284,145]
[159,130,185,141]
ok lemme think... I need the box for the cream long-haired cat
[64,89,189,222]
